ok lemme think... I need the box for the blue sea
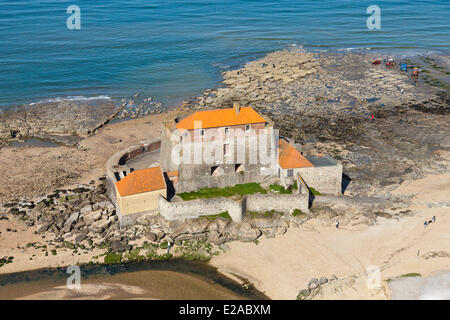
[0,0,448,109]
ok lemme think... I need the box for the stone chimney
[233,102,240,115]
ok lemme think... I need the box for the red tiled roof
[175,106,266,130]
[278,139,314,169]
[116,166,166,197]
[166,170,178,177]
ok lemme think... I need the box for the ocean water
[0,0,448,108]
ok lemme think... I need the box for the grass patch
[246,210,281,218]
[309,187,321,196]
[104,253,122,264]
[292,209,306,217]
[269,184,292,194]
[174,240,214,262]
[178,183,267,200]
[401,273,421,278]
[202,211,232,220]
[159,241,168,249]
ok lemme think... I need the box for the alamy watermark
[67,5,81,30]
[170,121,279,166]
[366,265,382,290]
[66,265,81,290]
[366,5,381,30]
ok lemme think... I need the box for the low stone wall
[159,192,309,222]
[298,164,343,195]
[159,196,243,222]
[245,194,309,214]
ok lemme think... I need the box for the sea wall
[159,192,309,222]
[159,196,243,222]
[245,194,309,214]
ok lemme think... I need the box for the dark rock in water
[0,98,119,146]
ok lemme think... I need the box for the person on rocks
[371,114,375,121]
[166,238,173,253]
[335,220,339,229]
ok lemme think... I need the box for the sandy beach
[0,111,177,203]
[210,172,450,299]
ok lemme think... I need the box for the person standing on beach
[424,221,428,228]
[432,216,436,223]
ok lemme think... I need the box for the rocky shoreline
[0,95,166,147]
[182,49,449,195]
[0,179,313,267]
[0,171,410,274]
[0,48,448,298]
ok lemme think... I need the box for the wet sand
[0,261,268,300]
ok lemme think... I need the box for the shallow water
[390,271,450,300]
[0,260,268,300]
[0,1,448,108]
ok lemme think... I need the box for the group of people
[424,216,436,228]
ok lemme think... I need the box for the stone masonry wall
[298,164,343,195]
[159,192,309,222]
[245,194,309,214]
[159,196,243,222]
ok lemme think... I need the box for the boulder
[36,223,50,233]
[215,218,231,233]
[136,214,165,226]
[154,229,165,240]
[88,219,111,233]
[111,241,128,252]
[145,231,157,242]
[172,219,210,238]
[248,216,278,229]
[319,277,328,285]
[208,231,227,245]
[92,201,110,211]
[174,234,196,241]
[308,278,319,290]
[231,222,262,242]
[83,210,102,225]
[276,227,287,235]
[73,221,86,230]
[74,233,88,243]
[61,212,79,233]
[297,289,310,300]
[80,205,93,215]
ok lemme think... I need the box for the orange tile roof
[166,170,178,177]
[116,166,166,197]
[175,106,266,130]
[278,139,314,169]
